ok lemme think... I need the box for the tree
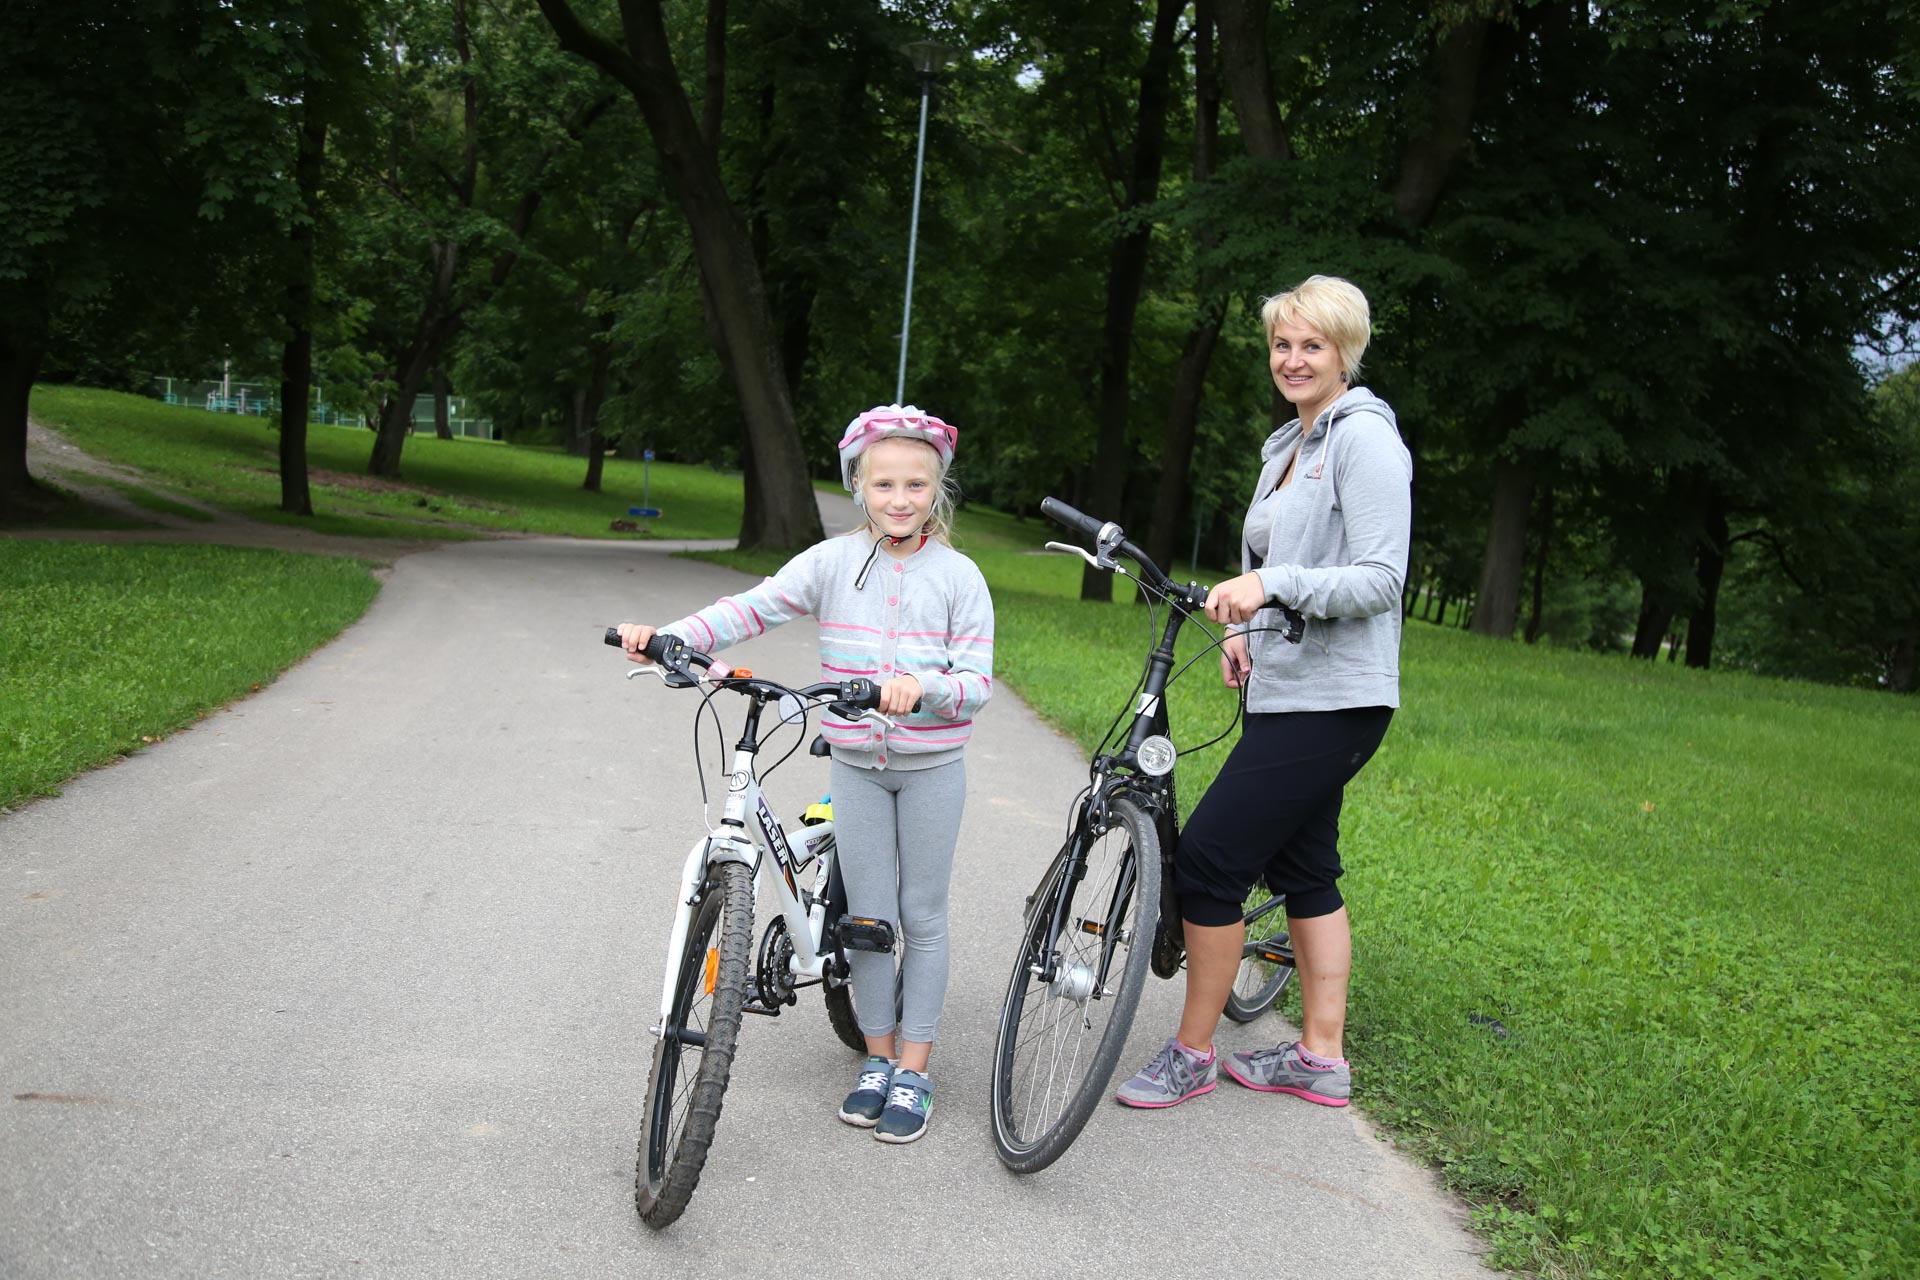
[0,1,246,517]
[535,0,823,549]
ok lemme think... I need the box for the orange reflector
[1079,919,1105,936]
[704,949,719,994]
[731,668,752,678]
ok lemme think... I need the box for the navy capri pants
[1173,706,1393,926]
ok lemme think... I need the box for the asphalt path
[2,512,1497,1279]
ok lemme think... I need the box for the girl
[615,404,993,1145]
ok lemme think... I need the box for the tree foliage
[11,0,1919,688]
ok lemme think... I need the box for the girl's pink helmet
[836,404,957,492]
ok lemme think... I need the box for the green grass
[699,507,1919,1280]
[0,541,381,810]
[27,385,746,541]
[15,389,1916,1275]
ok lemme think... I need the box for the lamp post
[895,40,959,404]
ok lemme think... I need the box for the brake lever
[624,663,704,689]
[1043,540,1126,574]
[829,703,900,731]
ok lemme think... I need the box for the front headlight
[1135,735,1176,777]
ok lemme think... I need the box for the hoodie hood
[1261,386,1400,462]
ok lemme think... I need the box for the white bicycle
[604,627,902,1228]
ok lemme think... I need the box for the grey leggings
[829,757,966,1043]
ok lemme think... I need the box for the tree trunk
[1631,590,1672,659]
[277,103,327,517]
[1148,303,1226,578]
[434,368,452,439]
[369,242,458,476]
[1390,15,1491,227]
[1470,457,1533,639]
[1216,0,1293,163]
[1685,503,1727,669]
[536,0,822,550]
[1145,0,1225,580]
[1888,625,1916,693]
[1524,484,1554,643]
[1080,0,1183,602]
[0,320,46,519]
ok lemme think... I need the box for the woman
[1115,275,1412,1110]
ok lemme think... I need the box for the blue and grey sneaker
[874,1068,933,1144]
[1114,1036,1217,1109]
[839,1056,895,1127]
[1222,1041,1351,1107]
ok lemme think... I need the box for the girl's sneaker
[839,1056,895,1127]
[1113,1037,1217,1108]
[1221,1041,1350,1106]
[875,1069,933,1143]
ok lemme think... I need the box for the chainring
[755,916,797,1008]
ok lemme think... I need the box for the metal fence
[151,377,497,439]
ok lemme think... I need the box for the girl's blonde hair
[1260,274,1372,383]
[845,437,957,543]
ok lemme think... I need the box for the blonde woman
[1115,276,1412,1111]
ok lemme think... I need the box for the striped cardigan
[660,533,994,772]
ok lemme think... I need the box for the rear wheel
[822,979,866,1054]
[990,796,1158,1174]
[1224,894,1293,1023]
[635,861,753,1228]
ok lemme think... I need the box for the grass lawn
[0,541,380,810]
[699,506,1919,1280]
[26,385,747,541]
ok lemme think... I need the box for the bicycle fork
[1033,821,1139,1013]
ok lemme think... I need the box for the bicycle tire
[990,795,1159,1174]
[822,979,866,1054]
[635,861,754,1229]
[1224,901,1293,1024]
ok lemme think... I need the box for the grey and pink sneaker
[1222,1041,1350,1106]
[1114,1037,1217,1108]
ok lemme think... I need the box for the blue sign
[642,449,655,461]
[628,507,662,518]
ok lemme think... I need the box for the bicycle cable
[1123,569,1307,759]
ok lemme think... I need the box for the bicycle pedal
[1252,943,1296,966]
[836,915,895,953]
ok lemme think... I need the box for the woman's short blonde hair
[1260,275,1371,383]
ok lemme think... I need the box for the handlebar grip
[1039,496,1106,540]
[834,677,922,715]
[603,627,692,665]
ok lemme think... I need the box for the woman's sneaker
[875,1069,933,1143]
[1113,1037,1217,1108]
[839,1056,895,1127]
[1222,1041,1350,1106]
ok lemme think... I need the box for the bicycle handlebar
[602,627,918,712]
[1038,497,1305,643]
[1038,496,1108,541]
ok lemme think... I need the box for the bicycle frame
[643,680,844,1036]
[1035,502,1302,989]
[1032,594,1193,988]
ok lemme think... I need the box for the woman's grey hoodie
[1237,385,1412,712]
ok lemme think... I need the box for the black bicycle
[988,498,1305,1174]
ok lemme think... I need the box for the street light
[895,39,960,404]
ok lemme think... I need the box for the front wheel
[635,861,754,1229]
[990,796,1159,1174]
